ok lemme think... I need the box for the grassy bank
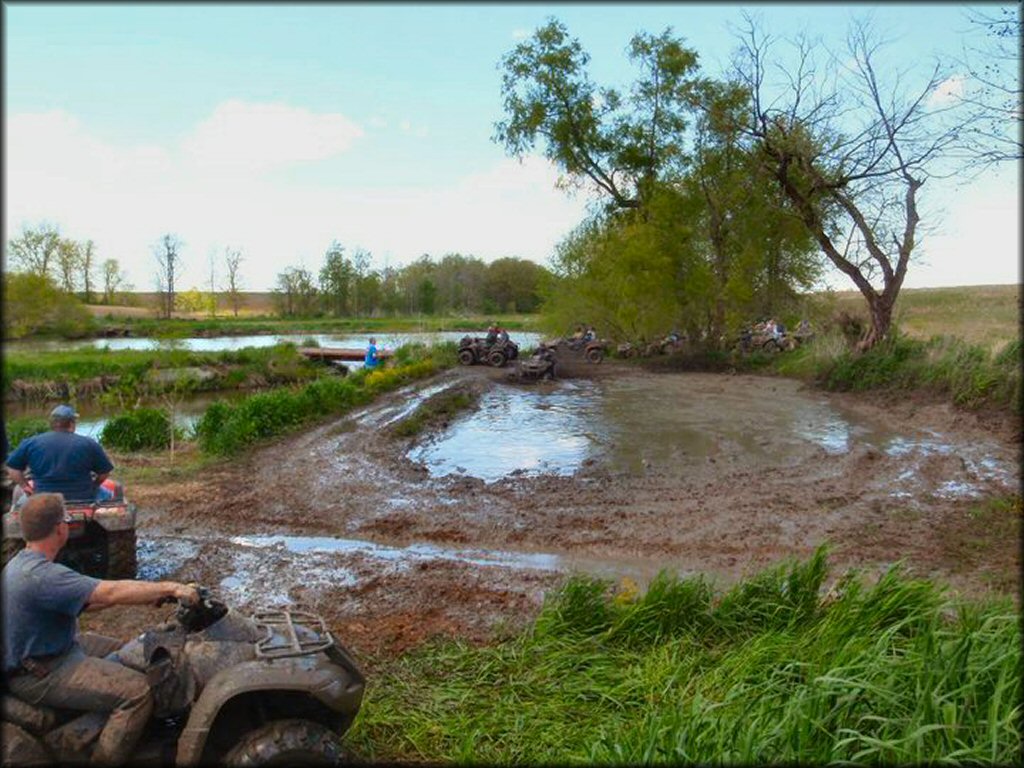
[194,342,457,455]
[348,548,1020,764]
[774,332,1021,412]
[645,329,1021,414]
[3,345,320,400]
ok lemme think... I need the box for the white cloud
[180,99,364,175]
[5,105,590,290]
[927,74,966,108]
[511,28,530,41]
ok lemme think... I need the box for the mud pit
[83,365,1021,663]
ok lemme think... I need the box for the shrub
[3,272,96,339]
[100,407,179,451]
[6,417,49,450]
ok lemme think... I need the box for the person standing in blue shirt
[364,337,380,369]
[5,405,114,506]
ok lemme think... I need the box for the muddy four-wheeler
[457,335,520,368]
[554,337,607,364]
[2,479,138,579]
[1,587,365,766]
[507,345,556,383]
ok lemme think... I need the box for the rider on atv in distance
[5,405,119,509]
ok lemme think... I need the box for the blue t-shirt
[2,549,100,672]
[364,343,379,368]
[5,431,114,503]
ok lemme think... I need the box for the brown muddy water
[85,368,1019,656]
[407,375,1013,501]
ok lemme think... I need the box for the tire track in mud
[85,366,1021,658]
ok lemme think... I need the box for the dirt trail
[83,364,1020,662]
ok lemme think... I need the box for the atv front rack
[252,609,335,659]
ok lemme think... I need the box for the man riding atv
[2,493,199,766]
[5,405,116,509]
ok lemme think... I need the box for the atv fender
[90,503,137,532]
[2,503,136,539]
[175,655,364,766]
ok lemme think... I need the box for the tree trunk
[859,290,895,350]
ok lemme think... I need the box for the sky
[4,2,1020,292]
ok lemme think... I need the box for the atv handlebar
[156,585,229,633]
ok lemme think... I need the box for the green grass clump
[194,344,451,455]
[5,417,50,450]
[100,407,180,451]
[348,547,1021,764]
[390,388,478,438]
[818,333,1021,411]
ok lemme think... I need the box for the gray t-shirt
[2,549,99,672]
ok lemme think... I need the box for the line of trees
[273,243,550,318]
[7,223,132,305]
[496,15,1007,348]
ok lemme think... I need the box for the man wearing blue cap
[5,405,115,506]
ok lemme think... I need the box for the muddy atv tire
[457,348,475,366]
[487,350,507,368]
[224,718,346,766]
[2,538,26,569]
[761,339,780,353]
[585,347,603,364]
[106,530,138,579]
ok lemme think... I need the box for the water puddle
[404,374,1017,500]
[140,531,666,607]
[408,376,895,482]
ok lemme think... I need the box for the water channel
[6,330,542,354]
[6,331,543,438]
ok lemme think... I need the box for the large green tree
[319,241,354,316]
[495,20,703,211]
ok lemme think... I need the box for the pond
[6,330,542,354]
[407,374,1017,499]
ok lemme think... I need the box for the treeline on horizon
[1,223,552,338]
[270,244,549,318]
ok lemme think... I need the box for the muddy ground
[82,361,1021,666]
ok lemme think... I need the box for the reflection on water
[409,377,897,482]
[8,330,541,354]
[409,381,597,482]
[405,375,1017,502]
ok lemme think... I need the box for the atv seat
[2,694,59,736]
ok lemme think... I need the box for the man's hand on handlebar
[154,582,201,607]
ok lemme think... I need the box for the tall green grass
[349,548,1021,764]
[99,408,181,451]
[194,343,456,455]
[771,331,1021,412]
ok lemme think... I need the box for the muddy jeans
[6,633,153,766]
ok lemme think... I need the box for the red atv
[2,478,138,579]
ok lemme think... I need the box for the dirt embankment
[82,363,1021,663]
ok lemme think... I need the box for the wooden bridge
[297,346,392,362]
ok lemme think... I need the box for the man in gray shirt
[3,493,198,765]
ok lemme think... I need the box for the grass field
[827,284,1019,351]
